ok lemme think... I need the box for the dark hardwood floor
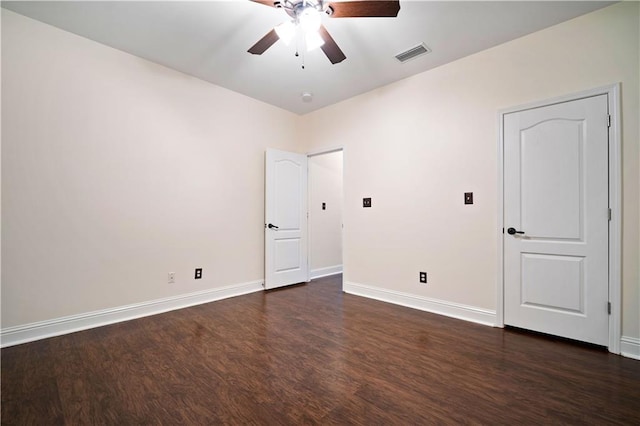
[3,274,640,425]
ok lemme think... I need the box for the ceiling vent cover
[395,43,431,63]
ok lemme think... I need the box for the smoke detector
[301,92,313,103]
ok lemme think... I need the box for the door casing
[496,84,621,354]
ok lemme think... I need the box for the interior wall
[1,10,299,328]
[299,2,640,339]
[309,151,343,276]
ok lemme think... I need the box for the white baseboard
[621,336,640,360]
[310,265,343,280]
[343,281,496,327]
[1,280,264,348]
[6,276,634,361]
[344,282,639,359]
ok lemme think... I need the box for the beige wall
[309,151,343,273]
[300,2,640,339]
[1,10,299,327]
[2,3,639,343]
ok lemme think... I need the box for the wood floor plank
[1,339,65,425]
[2,274,640,424]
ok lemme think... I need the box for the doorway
[308,149,344,280]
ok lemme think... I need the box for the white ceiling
[2,1,614,115]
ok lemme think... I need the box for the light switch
[464,192,473,205]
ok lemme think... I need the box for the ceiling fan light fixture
[275,20,296,45]
[305,30,325,51]
[298,6,322,33]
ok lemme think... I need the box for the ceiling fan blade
[327,0,400,18]
[248,29,280,55]
[319,25,346,64]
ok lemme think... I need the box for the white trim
[620,336,640,360]
[344,281,496,327]
[1,280,264,348]
[496,108,505,328]
[606,84,622,354]
[496,83,622,354]
[341,147,347,284]
[310,265,343,279]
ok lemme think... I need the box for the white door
[265,149,309,290]
[503,94,609,346]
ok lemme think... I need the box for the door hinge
[608,208,612,221]
[608,302,611,315]
[607,114,611,128]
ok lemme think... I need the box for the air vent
[395,43,431,63]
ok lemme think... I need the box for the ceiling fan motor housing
[280,0,326,20]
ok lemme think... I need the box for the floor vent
[395,43,431,63]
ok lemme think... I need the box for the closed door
[264,149,309,290]
[503,94,609,346]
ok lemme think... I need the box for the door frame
[306,146,345,288]
[496,84,621,354]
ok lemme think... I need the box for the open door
[265,149,309,290]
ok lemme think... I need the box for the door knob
[507,227,524,235]
[267,223,279,229]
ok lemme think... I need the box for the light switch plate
[464,192,473,205]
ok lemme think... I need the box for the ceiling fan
[248,0,401,64]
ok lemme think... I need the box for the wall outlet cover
[419,272,427,283]
[363,197,372,208]
[195,268,202,279]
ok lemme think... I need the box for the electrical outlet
[419,272,427,283]
[168,272,175,284]
[195,268,202,279]
[363,197,372,208]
